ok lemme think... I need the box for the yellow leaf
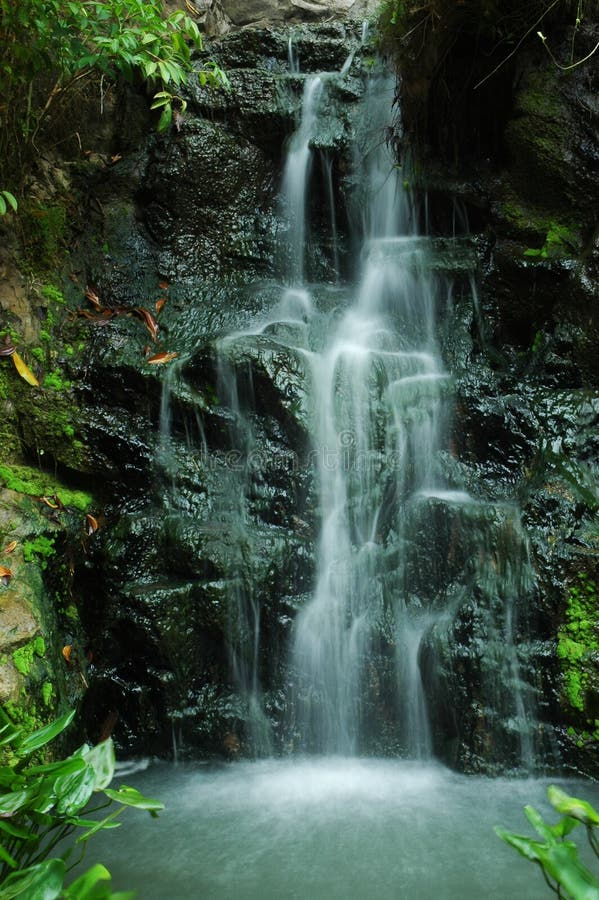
[12,351,39,386]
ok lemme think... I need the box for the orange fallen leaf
[85,514,99,535]
[62,645,73,664]
[158,280,169,290]
[155,297,167,314]
[146,351,178,365]
[0,566,12,585]
[40,496,59,509]
[12,351,39,386]
[2,541,17,554]
[110,154,122,164]
[135,307,159,342]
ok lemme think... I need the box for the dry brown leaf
[2,541,17,554]
[146,351,179,365]
[62,645,73,664]
[85,514,99,535]
[0,566,12,585]
[40,496,59,509]
[12,351,39,386]
[158,279,169,291]
[135,307,159,342]
[155,297,167,314]
[85,287,102,310]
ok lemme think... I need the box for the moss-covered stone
[0,464,92,511]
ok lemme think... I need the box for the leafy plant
[0,0,228,181]
[0,706,163,898]
[0,192,17,216]
[496,785,599,899]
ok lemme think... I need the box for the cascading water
[215,48,539,767]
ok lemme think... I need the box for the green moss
[0,463,93,510]
[43,371,72,392]
[558,573,599,716]
[42,682,54,706]
[23,535,56,568]
[12,637,45,676]
[524,221,579,260]
[40,284,65,305]
[31,347,45,363]
[64,604,79,621]
[21,203,67,272]
[3,700,43,733]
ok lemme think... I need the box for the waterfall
[289,72,440,756]
[216,50,539,766]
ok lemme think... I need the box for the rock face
[1,14,597,774]
[175,0,377,36]
[399,16,599,774]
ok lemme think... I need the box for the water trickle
[281,76,324,284]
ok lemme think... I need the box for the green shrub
[0,707,163,898]
[496,785,599,899]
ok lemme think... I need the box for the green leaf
[26,757,88,778]
[0,842,18,869]
[76,814,123,844]
[63,863,111,899]
[81,739,115,790]
[550,815,580,839]
[103,785,164,813]
[524,805,554,842]
[548,785,599,827]
[18,710,75,756]
[1,191,17,212]
[54,764,96,816]
[157,104,172,132]
[0,819,36,840]
[494,827,543,863]
[0,858,65,899]
[0,197,6,216]
[0,787,36,817]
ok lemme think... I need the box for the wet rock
[0,591,39,651]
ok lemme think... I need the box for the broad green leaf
[26,757,87,778]
[524,805,554,842]
[0,858,65,899]
[0,787,36,817]
[54,764,96,815]
[494,827,543,863]
[103,785,164,813]
[548,785,599,827]
[157,104,172,132]
[63,863,110,899]
[550,815,580,839]
[537,840,599,898]
[150,97,170,109]
[0,197,6,216]
[18,710,75,756]
[81,739,115,790]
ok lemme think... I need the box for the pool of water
[87,758,597,899]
